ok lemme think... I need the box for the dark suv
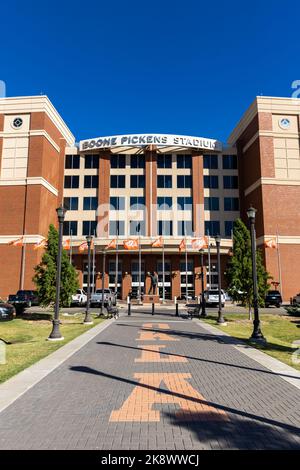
[265,290,282,308]
[9,290,39,308]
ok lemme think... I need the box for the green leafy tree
[225,218,271,316]
[33,224,79,307]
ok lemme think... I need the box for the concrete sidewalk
[0,312,299,449]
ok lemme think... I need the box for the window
[111,154,126,168]
[84,175,98,188]
[225,221,234,237]
[205,221,220,236]
[177,197,193,210]
[177,175,192,188]
[157,197,172,209]
[204,175,218,189]
[82,220,97,236]
[177,220,193,236]
[130,196,145,210]
[109,220,125,236]
[131,175,145,188]
[177,154,192,169]
[203,155,218,169]
[110,196,125,210]
[63,221,78,236]
[111,175,125,188]
[157,175,172,188]
[63,197,78,211]
[83,197,98,211]
[84,155,99,169]
[224,197,239,211]
[157,154,172,169]
[204,197,219,211]
[223,175,238,189]
[131,155,145,168]
[158,220,173,236]
[65,155,80,169]
[223,155,237,169]
[130,220,145,236]
[64,175,79,189]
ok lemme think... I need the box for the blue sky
[1,0,299,142]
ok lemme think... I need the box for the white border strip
[0,177,58,196]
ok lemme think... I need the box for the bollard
[152,302,155,315]
[175,297,179,317]
[127,296,131,316]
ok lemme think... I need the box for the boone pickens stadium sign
[79,134,222,152]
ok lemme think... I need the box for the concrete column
[171,255,181,300]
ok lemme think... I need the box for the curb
[0,317,115,414]
[194,319,300,391]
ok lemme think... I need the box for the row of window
[64,174,239,189]
[64,196,239,212]
[66,154,237,170]
[63,219,235,237]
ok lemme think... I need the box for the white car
[204,289,226,307]
[90,288,116,308]
[71,289,87,306]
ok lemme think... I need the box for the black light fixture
[247,206,266,342]
[84,234,93,324]
[48,205,67,341]
[215,235,226,325]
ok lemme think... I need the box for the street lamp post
[199,249,207,317]
[101,249,106,315]
[247,206,266,342]
[84,235,93,324]
[48,205,66,341]
[215,235,226,325]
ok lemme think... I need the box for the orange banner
[63,239,71,250]
[123,239,139,250]
[265,238,277,249]
[79,241,88,252]
[179,239,186,252]
[34,239,48,250]
[191,237,208,250]
[152,237,163,248]
[106,239,117,250]
[8,237,24,247]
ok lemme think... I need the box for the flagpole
[276,229,283,295]
[185,223,188,301]
[208,233,212,289]
[162,237,165,303]
[115,227,119,296]
[20,234,26,290]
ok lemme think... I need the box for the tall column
[97,151,111,237]
[171,255,181,300]
[192,152,204,237]
[145,147,157,237]
[121,254,132,300]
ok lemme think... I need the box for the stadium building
[0,95,299,302]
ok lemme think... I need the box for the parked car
[292,293,300,305]
[0,299,15,321]
[90,288,116,308]
[265,290,282,308]
[204,289,226,307]
[71,289,87,306]
[8,290,39,308]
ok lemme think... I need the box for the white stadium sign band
[79,134,222,152]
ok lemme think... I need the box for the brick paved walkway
[0,312,300,450]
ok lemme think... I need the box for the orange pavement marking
[136,330,179,341]
[110,373,228,422]
[142,323,170,330]
[135,345,188,363]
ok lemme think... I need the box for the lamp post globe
[84,235,93,324]
[215,235,226,325]
[247,206,266,343]
[48,205,67,341]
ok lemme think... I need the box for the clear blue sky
[1,0,299,143]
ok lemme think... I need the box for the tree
[225,218,271,316]
[33,224,79,307]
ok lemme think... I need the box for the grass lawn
[0,313,104,384]
[201,313,300,372]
